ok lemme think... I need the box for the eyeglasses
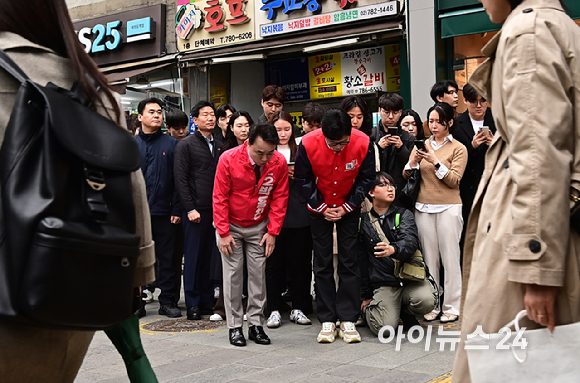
[470,99,487,106]
[326,138,350,148]
[377,183,396,190]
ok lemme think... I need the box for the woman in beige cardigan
[0,1,155,381]
[403,102,467,323]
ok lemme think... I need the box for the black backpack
[0,49,142,330]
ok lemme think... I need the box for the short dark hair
[397,109,425,140]
[373,171,395,189]
[165,108,189,128]
[427,102,456,133]
[340,96,372,137]
[190,101,215,118]
[378,92,404,111]
[302,102,325,124]
[462,83,485,104]
[248,121,280,146]
[321,109,352,141]
[262,85,286,103]
[429,80,459,102]
[138,97,164,115]
[216,103,236,120]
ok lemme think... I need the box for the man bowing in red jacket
[213,122,289,347]
[295,109,375,344]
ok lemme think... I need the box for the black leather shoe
[229,327,246,347]
[158,304,182,318]
[248,325,271,345]
[187,306,201,320]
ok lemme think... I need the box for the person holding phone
[453,83,496,261]
[371,93,415,196]
[403,102,467,324]
[265,111,313,329]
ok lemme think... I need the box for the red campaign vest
[301,129,369,210]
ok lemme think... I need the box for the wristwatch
[434,162,441,169]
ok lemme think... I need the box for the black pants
[266,226,313,314]
[182,208,215,309]
[311,209,361,323]
[151,215,178,306]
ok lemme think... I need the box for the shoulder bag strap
[0,48,29,84]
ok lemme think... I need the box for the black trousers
[311,209,361,323]
[150,215,178,306]
[182,208,215,309]
[265,226,313,314]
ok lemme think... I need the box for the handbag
[466,310,580,382]
[400,168,420,208]
[0,49,142,330]
[360,206,426,282]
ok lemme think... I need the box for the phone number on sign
[220,32,253,44]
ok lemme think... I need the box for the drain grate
[143,318,226,332]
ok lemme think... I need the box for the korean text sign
[176,0,256,52]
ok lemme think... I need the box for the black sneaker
[135,305,146,318]
[159,304,182,318]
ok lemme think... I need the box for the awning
[440,7,499,39]
[179,18,404,62]
[440,1,579,39]
[104,62,174,84]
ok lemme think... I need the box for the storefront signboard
[176,0,256,52]
[259,0,398,37]
[73,5,166,66]
[308,53,343,99]
[307,44,400,99]
[265,58,310,101]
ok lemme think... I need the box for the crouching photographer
[357,172,436,336]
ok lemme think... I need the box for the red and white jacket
[294,129,375,213]
[213,142,289,238]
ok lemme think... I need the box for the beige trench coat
[452,1,580,381]
[0,32,155,382]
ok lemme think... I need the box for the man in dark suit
[174,101,223,320]
[454,83,496,253]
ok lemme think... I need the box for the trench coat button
[529,240,541,253]
[523,8,533,13]
[503,159,509,168]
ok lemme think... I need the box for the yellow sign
[308,53,342,99]
[384,43,401,92]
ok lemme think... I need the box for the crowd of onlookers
[134,79,496,346]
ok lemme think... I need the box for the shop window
[453,31,498,113]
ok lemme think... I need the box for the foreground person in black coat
[358,172,436,336]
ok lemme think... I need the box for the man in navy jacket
[135,98,182,318]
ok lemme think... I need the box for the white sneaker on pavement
[317,322,337,343]
[209,313,223,322]
[289,309,312,325]
[338,321,361,343]
[267,311,282,328]
[142,289,153,303]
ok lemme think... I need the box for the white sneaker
[209,313,223,322]
[289,309,312,325]
[267,311,282,328]
[338,321,361,343]
[142,289,153,303]
[317,322,337,343]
